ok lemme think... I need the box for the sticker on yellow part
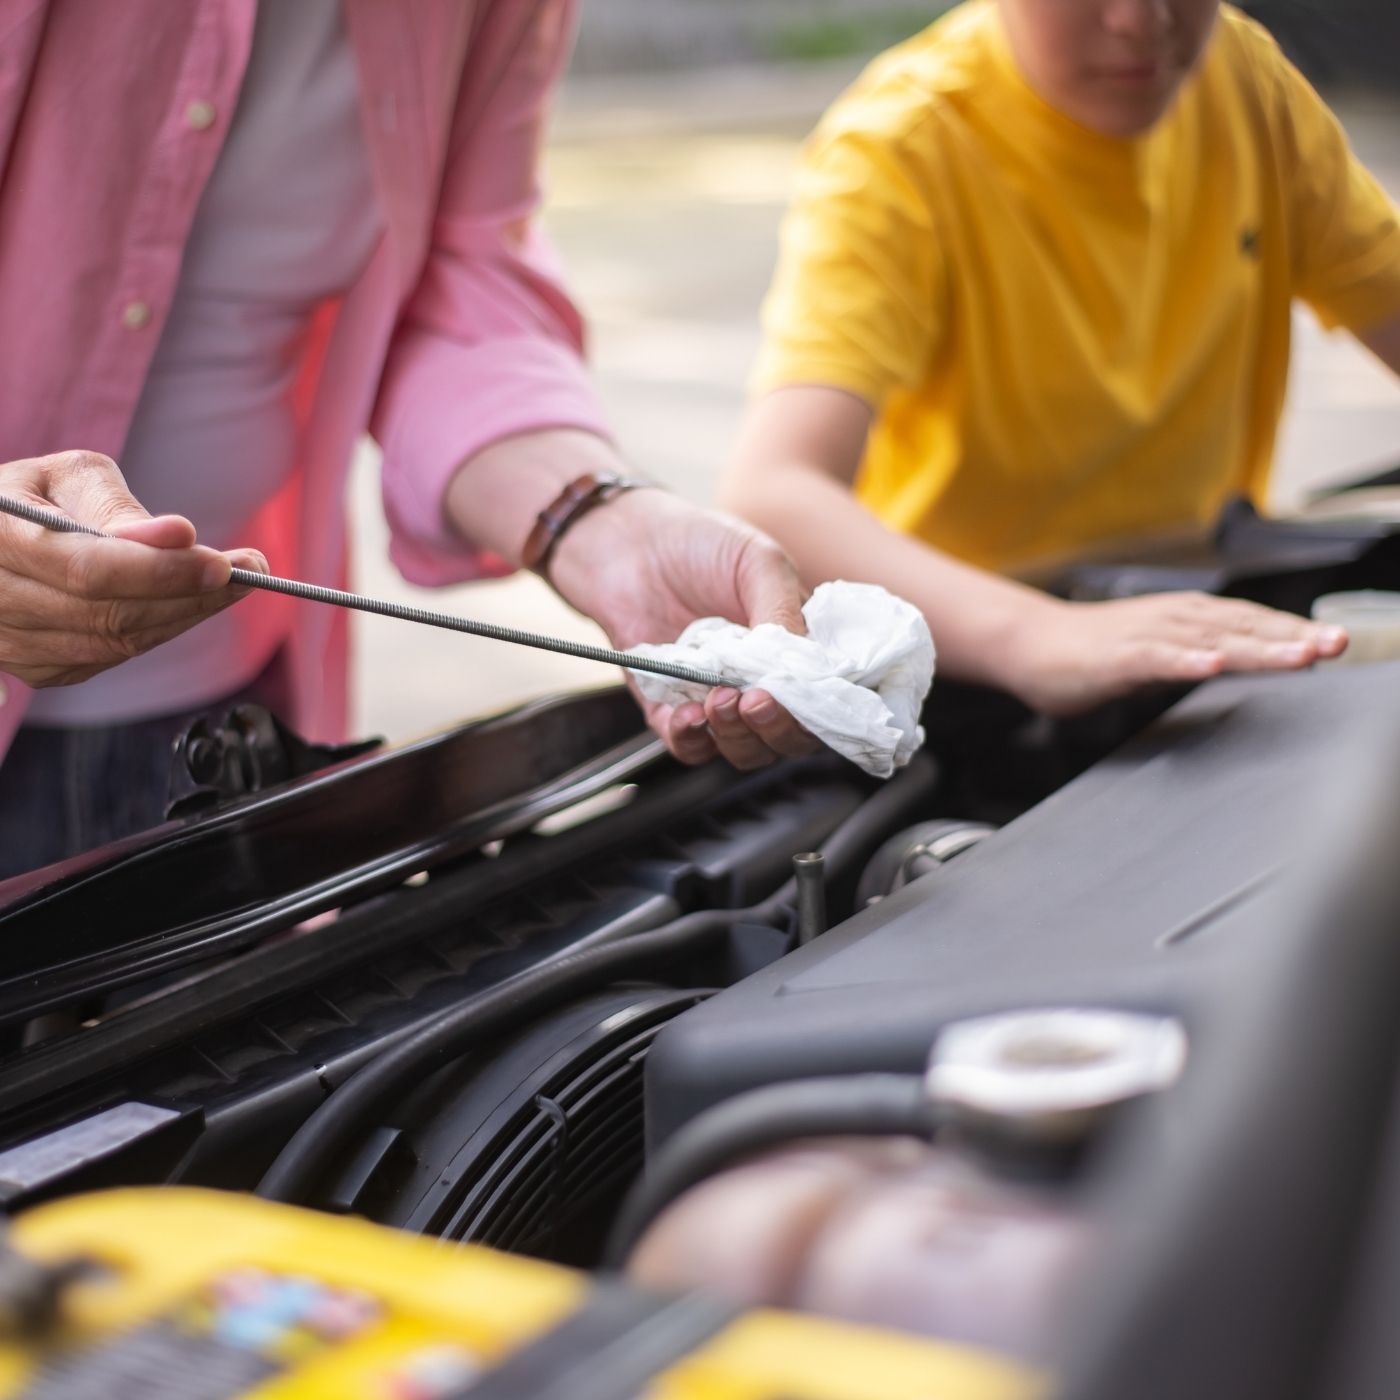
[13,1268,382,1400]
[377,1344,485,1400]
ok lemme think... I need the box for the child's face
[998,0,1220,137]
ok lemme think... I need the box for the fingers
[7,609,238,687]
[1107,623,1344,700]
[645,689,820,771]
[112,514,199,549]
[1159,595,1348,671]
[2,588,244,675]
[0,452,225,599]
[1212,616,1349,668]
[651,701,720,766]
[1315,625,1349,659]
[706,688,778,771]
[0,451,268,686]
[737,689,822,758]
[1023,593,1353,716]
[1219,636,1318,670]
[702,688,821,771]
[734,531,808,637]
[1111,641,1225,692]
[222,549,271,596]
[0,571,239,633]
[59,535,230,600]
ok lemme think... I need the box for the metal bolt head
[185,734,223,785]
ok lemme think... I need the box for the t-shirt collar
[984,5,1169,185]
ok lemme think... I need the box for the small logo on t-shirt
[1239,225,1262,260]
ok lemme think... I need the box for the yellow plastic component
[0,1189,1044,1400]
[0,1188,583,1398]
[645,1311,1042,1400]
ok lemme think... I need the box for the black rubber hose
[256,753,937,1206]
[256,910,736,1204]
[603,1074,937,1269]
[809,752,937,890]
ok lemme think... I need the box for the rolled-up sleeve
[370,0,612,587]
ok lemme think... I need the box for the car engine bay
[3,489,1400,1399]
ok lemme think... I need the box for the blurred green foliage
[763,4,955,61]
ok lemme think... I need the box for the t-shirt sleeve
[1269,42,1400,332]
[751,96,948,408]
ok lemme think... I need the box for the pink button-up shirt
[0,0,609,756]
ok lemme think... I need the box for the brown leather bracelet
[521,471,653,576]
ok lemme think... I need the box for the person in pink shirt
[0,0,816,877]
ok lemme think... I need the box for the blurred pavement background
[348,13,1400,744]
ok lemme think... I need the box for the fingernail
[687,714,709,732]
[236,551,270,576]
[1270,641,1312,664]
[714,688,740,717]
[1318,625,1347,649]
[201,557,231,590]
[1184,649,1220,670]
[748,697,776,722]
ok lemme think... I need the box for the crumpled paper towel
[627,581,935,779]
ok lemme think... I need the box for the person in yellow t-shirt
[720,0,1400,716]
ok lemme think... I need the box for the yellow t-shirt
[753,3,1400,573]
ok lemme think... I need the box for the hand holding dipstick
[0,492,729,691]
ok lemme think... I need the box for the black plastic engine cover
[645,661,1400,1148]
[0,755,871,1219]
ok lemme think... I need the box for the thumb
[43,450,197,549]
[112,514,200,549]
[225,549,270,594]
[736,535,808,637]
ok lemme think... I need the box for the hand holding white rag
[627,581,935,778]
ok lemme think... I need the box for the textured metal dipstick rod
[0,495,730,690]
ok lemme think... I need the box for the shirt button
[185,99,217,131]
[122,300,152,331]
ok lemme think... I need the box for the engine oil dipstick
[0,495,729,691]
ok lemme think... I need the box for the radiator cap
[926,1008,1187,1147]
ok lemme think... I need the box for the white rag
[627,581,935,779]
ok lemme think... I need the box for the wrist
[547,486,673,614]
[442,429,623,568]
[978,590,1069,700]
[521,470,657,578]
